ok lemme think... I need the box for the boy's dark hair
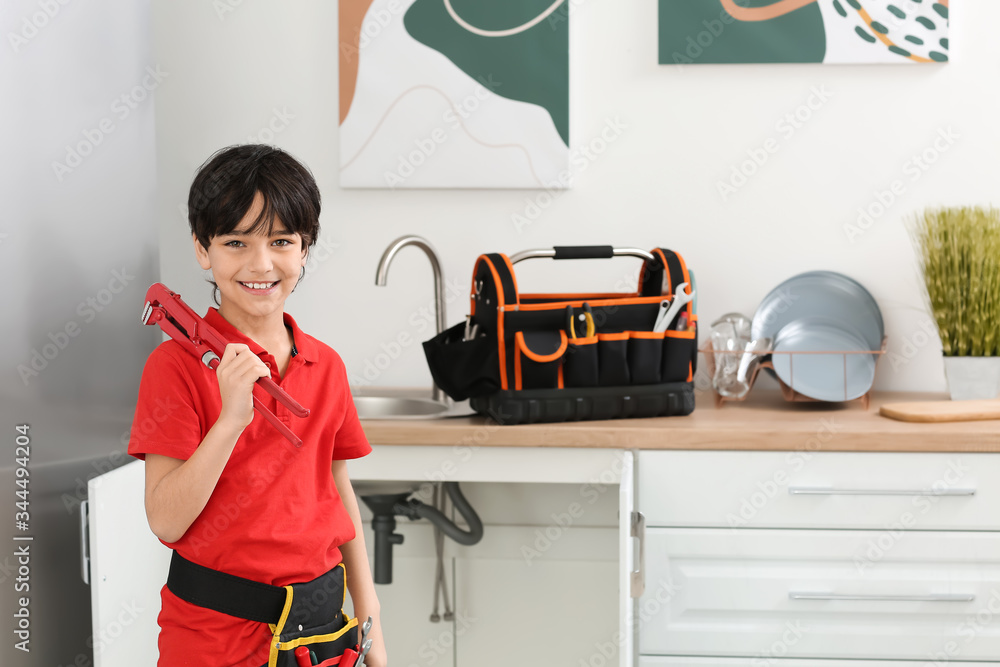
[188,144,321,251]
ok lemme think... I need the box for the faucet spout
[375,235,448,404]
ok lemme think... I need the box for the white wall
[152,0,997,394]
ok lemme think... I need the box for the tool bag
[166,552,360,666]
[423,246,698,425]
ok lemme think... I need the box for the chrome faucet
[375,235,448,404]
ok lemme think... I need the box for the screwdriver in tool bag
[293,647,314,667]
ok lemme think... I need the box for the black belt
[167,551,289,624]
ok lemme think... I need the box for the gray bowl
[752,271,884,352]
[771,316,877,402]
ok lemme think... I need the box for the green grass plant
[911,206,1000,356]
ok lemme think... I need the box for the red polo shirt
[128,307,371,666]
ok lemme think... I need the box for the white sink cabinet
[89,444,1000,667]
[88,446,637,667]
[635,450,1000,666]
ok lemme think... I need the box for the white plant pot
[943,356,1000,400]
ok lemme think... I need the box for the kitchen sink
[352,395,453,420]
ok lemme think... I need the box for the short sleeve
[332,360,371,461]
[128,344,204,461]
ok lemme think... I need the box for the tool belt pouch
[423,246,698,425]
[166,552,359,667]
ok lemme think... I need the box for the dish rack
[700,337,888,409]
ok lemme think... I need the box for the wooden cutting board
[880,398,1000,423]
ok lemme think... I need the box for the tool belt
[167,551,359,667]
[423,246,698,425]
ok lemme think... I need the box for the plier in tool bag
[140,283,310,447]
[566,302,596,339]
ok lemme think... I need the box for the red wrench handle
[202,356,303,448]
[256,376,309,418]
[253,394,303,446]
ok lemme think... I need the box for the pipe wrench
[141,283,310,447]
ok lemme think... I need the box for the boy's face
[193,193,308,321]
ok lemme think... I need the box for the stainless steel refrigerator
[1,0,160,664]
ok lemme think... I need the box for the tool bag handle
[639,248,691,299]
[503,246,689,300]
[509,246,656,264]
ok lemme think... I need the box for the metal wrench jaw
[654,283,694,332]
[356,638,373,666]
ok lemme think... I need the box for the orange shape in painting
[340,0,376,125]
[719,0,818,22]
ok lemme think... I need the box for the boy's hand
[215,343,271,430]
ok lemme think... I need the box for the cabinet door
[638,451,996,530]
[620,450,636,667]
[88,460,170,667]
[640,528,1000,661]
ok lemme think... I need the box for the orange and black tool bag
[422,246,698,425]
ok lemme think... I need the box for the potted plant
[911,206,1000,400]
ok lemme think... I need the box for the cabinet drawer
[638,451,996,529]
[640,528,1000,661]
[639,659,999,666]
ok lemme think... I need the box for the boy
[128,145,385,667]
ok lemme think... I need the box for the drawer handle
[787,486,976,497]
[789,592,976,602]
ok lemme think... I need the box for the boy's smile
[193,192,307,330]
[238,281,279,295]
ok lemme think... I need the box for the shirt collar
[203,308,316,363]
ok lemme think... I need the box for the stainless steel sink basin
[353,395,452,420]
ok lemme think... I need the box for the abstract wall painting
[659,0,950,65]
[339,0,570,189]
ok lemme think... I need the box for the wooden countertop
[358,391,1000,452]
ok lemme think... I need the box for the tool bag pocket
[422,321,500,401]
[514,330,568,390]
[628,330,666,385]
[661,326,698,383]
[267,566,359,667]
[563,336,599,387]
[597,333,630,387]
[269,613,358,667]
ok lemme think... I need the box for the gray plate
[771,316,877,402]
[752,270,884,352]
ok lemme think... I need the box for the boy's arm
[143,343,268,543]
[144,419,243,543]
[332,459,387,667]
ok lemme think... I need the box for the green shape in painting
[659,0,826,64]
[404,0,569,146]
[854,26,877,43]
